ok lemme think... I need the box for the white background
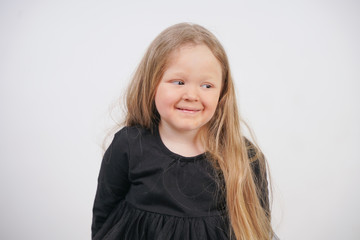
[1,0,359,239]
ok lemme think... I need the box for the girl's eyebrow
[165,71,186,78]
[166,70,220,81]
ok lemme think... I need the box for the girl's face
[155,44,222,135]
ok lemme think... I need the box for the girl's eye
[201,84,212,89]
[172,80,184,85]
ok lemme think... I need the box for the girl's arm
[91,128,131,238]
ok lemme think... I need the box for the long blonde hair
[123,23,273,240]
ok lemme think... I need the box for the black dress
[92,126,269,240]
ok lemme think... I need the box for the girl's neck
[158,123,204,157]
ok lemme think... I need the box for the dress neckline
[154,126,206,162]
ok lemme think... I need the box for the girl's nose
[182,85,199,101]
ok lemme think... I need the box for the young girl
[92,23,275,240]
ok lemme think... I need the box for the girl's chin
[171,124,204,134]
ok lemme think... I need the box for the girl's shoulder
[112,125,155,151]
[244,137,263,161]
[114,125,152,138]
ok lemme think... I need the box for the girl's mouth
[176,107,201,113]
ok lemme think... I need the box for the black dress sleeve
[245,138,270,216]
[91,128,131,238]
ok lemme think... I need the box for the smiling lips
[176,107,202,113]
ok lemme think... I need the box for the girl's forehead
[160,44,223,84]
[170,43,207,56]
[159,43,225,84]
[166,44,216,66]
